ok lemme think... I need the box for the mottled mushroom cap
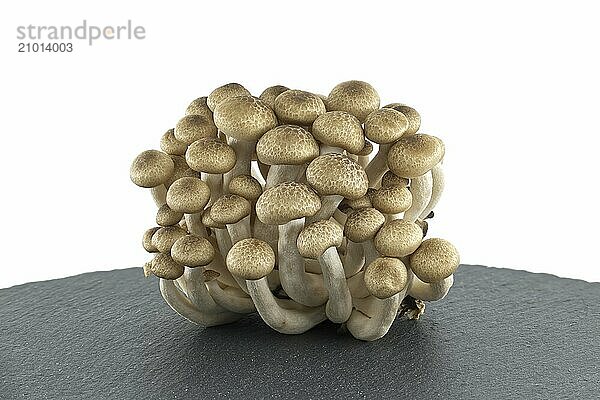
[374,219,423,257]
[166,177,211,213]
[364,108,409,144]
[201,206,225,229]
[256,125,319,166]
[228,175,263,202]
[207,83,251,111]
[312,111,365,154]
[381,170,409,188]
[226,238,275,280]
[171,235,215,267]
[142,227,160,252]
[150,253,184,280]
[130,150,174,188]
[344,207,385,243]
[371,185,412,214]
[174,115,217,145]
[210,194,251,225]
[327,81,380,123]
[156,204,184,227]
[306,153,368,200]
[343,188,376,211]
[160,129,188,156]
[213,95,278,142]
[185,137,236,174]
[384,103,421,135]
[151,226,187,254]
[274,90,326,126]
[165,155,197,187]
[297,220,343,259]
[256,182,321,225]
[410,238,460,283]
[364,257,408,299]
[357,140,374,156]
[259,85,290,109]
[387,134,445,178]
[185,96,213,120]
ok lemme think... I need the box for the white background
[1,0,599,289]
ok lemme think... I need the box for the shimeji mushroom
[201,205,232,259]
[209,194,252,244]
[151,226,187,254]
[256,124,319,189]
[408,238,459,301]
[142,227,160,253]
[130,150,175,206]
[166,176,210,236]
[207,83,251,111]
[356,140,374,169]
[363,108,409,185]
[374,219,423,258]
[255,182,328,307]
[185,96,213,120]
[185,137,236,205]
[273,90,326,127]
[383,103,421,135]
[297,220,353,323]
[227,238,327,334]
[149,253,184,280]
[371,185,412,221]
[344,207,386,275]
[259,85,290,109]
[213,95,277,190]
[204,270,256,314]
[419,162,445,220]
[305,153,369,223]
[381,170,409,188]
[155,204,184,227]
[326,80,380,123]
[174,114,217,146]
[347,257,408,341]
[311,111,364,155]
[160,128,188,156]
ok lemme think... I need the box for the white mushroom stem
[181,267,227,314]
[408,273,454,302]
[205,280,256,314]
[347,271,369,298]
[251,161,267,186]
[184,213,207,237]
[226,215,252,244]
[253,221,279,260]
[344,240,365,277]
[358,155,370,169]
[223,138,254,192]
[151,185,167,207]
[246,277,328,334]
[403,171,433,223]
[305,259,322,274]
[278,218,328,307]
[320,145,343,155]
[347,289,404,341]
[213,227,233,260]
[202,173,222,206]
[364,144,391,186]
[204,245,238,288]
[319,247,353,323]
[265,164,304,189]
[419,162,444,220]
[362,240,379,267]
[306,194,344,224]
[332,209,347,226]
[159,279,242,327]
[267,269,281,290]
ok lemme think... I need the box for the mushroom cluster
[130,81,459,341]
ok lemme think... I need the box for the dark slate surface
[1,265,599,399]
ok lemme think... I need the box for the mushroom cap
[256,182,321,225]
[381,170,409,188]
[226,238,275,280]
[151,226,187,254]
[327,80,380,123]
[201,206,225,229]
[343,188,376,210]
[165,155,198,187]
[130,150,174,188]
[383,103,421,135]
[364,108,409,144]
[305,153,369,200]
[185,96,213,120]
[311,111,365,154]
[174,115,217,145]
[410,238,460,283]
[387,134,445,178]
[166,177,211,213]
[371,185,412,214]
[185,137,236,174]
[151,253,184,280]
[297,220,343,259]
[344,207,385,243]
[171,235,215,267]
[160,129,188,156]
[228,174,263,202]
[256,125,319,166]
[203,269,221,282]
[375,219,423,257]
[259,85,290,109]
[156,204,184,227]
[210,194,251,225]
[207,83,251,111]
[213,95,277,142]
[357,140,374,156]
[364,257,408,299]
[274,90,326,126]
[142,227,160,252]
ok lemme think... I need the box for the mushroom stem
[403,171,433,223]
[344,240,365,277]
[227,215,252,244]
[253,220,279,260]
[408,273,454,301]
[306,194,344,224]
[418,163,444,220]
[257,160,270,183]
[364,144,391,186]
[265,165,303,189]
[151,185,167,207]
[159,279,242,327]
[319,247,353,323]
[362,240,379,267]
[205,280,256,314]
[181,267,227,314]
[202,173,222,206]
[347,271,369,298]
[347,290,403,341]
[246,277,327,334]
[320,145,343,155]
[213,227,233,259]
[278,218,328,307]
[332,209,347,226]
[358,155,370,169]
[184,213,207,237]
[223,138,254,192]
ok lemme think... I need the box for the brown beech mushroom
[356,140,374,169]
[371,185,412,221]
[155,204,184,227]
[130,150,175,206]
[383,103,421,135]
[381,170,409,188]
[151,226,187,254]
[204,270,256,314]
[344,207,386,275]
[273,90,326,126]
[174,114,217,146]
[166,177,211,236]
[209,194,252,244]
[185,96,213,120]
[374,219,422,258]
[327,80,380,123]
[171,235,215,268]
[311,111,364,155]
[149,253,184,280]
[259,85,290,109]
[142,227,160,253]
[207,83,251,111]
[297,220,352,323]
[160,128,188,156]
